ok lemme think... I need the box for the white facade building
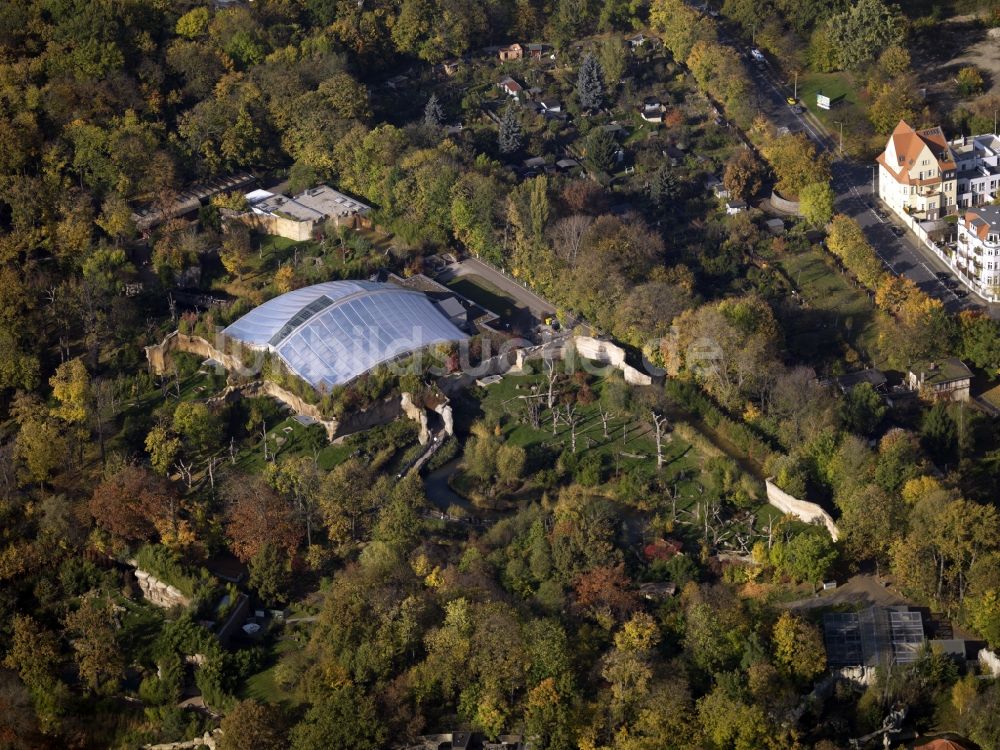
[876,120,1000,303]
[956,204,1000,301]
[949,133,1000,209]
[877,121,1000,219]
[876,121,957,222]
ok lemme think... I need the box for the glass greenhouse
[223,281,469,390]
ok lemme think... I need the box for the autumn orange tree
[89,463,180,543]
[573,564,639,626]
[723,148,765,202]
[224,475,302,562]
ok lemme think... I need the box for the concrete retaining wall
[770,190,802,217]
[437,335,653,392]
[401,392,430,444]
[208,380,341,440]
[225,209,371,241]
[765,478,840,541]
[228,212,315,241]
[146,329,643,442]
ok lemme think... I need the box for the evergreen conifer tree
[585,127,617,172]
[649,166,680,208]
[498,103,523,154]
[423,94,444,128]
[577,53,606,111]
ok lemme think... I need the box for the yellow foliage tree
[762,132,830,198]
[874,274,914,313]
[49,357,91,426]
[900,475,945,505]
[773,611,827,681]
[274,264,297,293]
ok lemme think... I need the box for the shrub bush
[134,544,214,602]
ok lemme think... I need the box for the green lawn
[446,275,532,328]
[316,441,356,471]
[241,636,302,706]
[254,234,322,261]
[797,71,864,136]
[235,415,327,473]
[475,369,704,494]
[979,380,1000,409]
[777,246,884,368]
[315,420,422,472]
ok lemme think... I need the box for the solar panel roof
[223,281,469,390]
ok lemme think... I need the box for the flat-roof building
[238,184,373,241]
[823,606,926,669]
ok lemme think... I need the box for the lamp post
[869,164,877,196]
[793,71,798,101]
[834,120,843,155]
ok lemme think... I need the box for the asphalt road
[742,53,994,317]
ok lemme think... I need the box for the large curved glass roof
[223,281,468,390]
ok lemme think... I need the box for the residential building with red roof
[876,120,958,222]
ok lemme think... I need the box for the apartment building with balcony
[877,121,957,222]
[949,132,1000,209]
[956,204,1000,301]
[877,121,1000,220]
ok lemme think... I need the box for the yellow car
[786,96,797,105]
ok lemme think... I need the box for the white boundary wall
[765,478,840,541]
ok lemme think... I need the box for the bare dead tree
[650,411,668,470]
[598,407,613,439]
[175,459,194,491]
[667,483,679,525]
[564,404,579,453]
[525,398,541,429]
[545,358,558,410]
[206,455,220,492]
[548,214,592,267]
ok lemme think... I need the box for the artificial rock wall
[133,569,192,609]
[145,332,244,375]
[568,336,653,386]
[980,648,1000,677]
[764,478,840,541]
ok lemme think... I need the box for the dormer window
[989,233,998,243]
